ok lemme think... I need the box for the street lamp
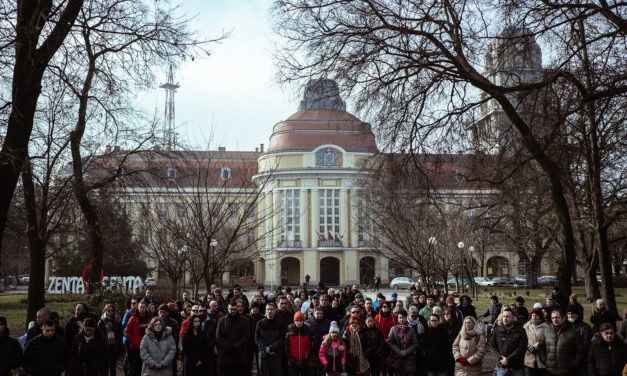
[468,246,477,297]
[210,239,218,285]
[428,237,437,288]
[178,245,189,294]
[457,242,465,292]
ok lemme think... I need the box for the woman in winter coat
[587,323,627,376]
[523,308,547,376]
[452,316,486,376]
[140,317,177,376]
[98,304,124,376]
[181,316,209,376]
[386,309,418,376]
[286,312,313,376]
[342,315,370,376]
[69,317,107,376]
[319,321,346,376]
[362,316,384,376]
[424,314,453,376]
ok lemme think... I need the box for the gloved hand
[459,357,469,366]
[528,346,537,354]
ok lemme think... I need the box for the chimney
[260,143,264,153]
[218,146,226,152]
[255,147,259,152]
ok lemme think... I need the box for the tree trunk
[585,251,601,303]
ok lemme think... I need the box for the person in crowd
[490,307,527,376]
[98,304,123,376]
[26,306,65,342]
[539,309,584,376]
[406,306,426,373]
[363,298,376,319]
[306,307,331,376]
[362,316,384,376]
[24,319,67,376]
[343,315,369,376]
[256,302,285,376]
[386,309,417,376]
[590,299,617,332]
[247,302,265,372]
[419,295,437,322]
[216,300,250,376]
[318,321,346,376]
[181,302,193,320]
[140,317,177,376]
[443,306,462,347]
[423,313,452,376]
[122,297,140,376]
[277,296,295,330]
[182,291,193,305]
[568,294,584,318]
[452,316,486,376]
[374,275,381,292]
[619,308,627,339]
[69,317,106,375]
[148,303,159,318]
[0,316,23,376]
[285,311,313,376]
[543,297,560,314]
[144,288,159,305]
[374,300,397,376]
[478,295,503,327]
[550,287,568,311]
[523,308,547,376]
[514,297,530,324]
[567,305,592,376]
[182,315,209,376]
[209,300,224,322]
[458,295,477,319]
[65,303,98,351]
[158,304,180,376]
[587,323,627,376]
[126,301,153,376]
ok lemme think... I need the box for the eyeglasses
[429,319,439,322]
[381,306,389,308]
[351,311,359,314]
[192,309,198,312]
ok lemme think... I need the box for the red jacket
[286,325,312,366]
[124,313,152,349]
[374,313,397,340]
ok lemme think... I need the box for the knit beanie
[329,321,340,333]
[294,311,305,322]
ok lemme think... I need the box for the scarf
[101,316,117,345]
[396,323,410,348]
[349,328,363,357]
[408,316,425,335]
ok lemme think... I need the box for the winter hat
[566,305,581,315]
[391,292,398,298]
[294,311,305,322]
[408,306,419,314]
[0,316,6,326]
[167,302,177,311]
[531,308,544,320]
[596,299,605,307]
[355,292,363,299]
[533,302,543,309]
[329,321,340,333]
[349,315,361,324]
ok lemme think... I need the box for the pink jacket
[319,336,346,372]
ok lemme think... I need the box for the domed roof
[267,79,378,153]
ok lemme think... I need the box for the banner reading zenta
[48,264,144,294]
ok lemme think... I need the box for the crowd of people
[1,283,626,376]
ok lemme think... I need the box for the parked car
[537,275,557,286]
[514,275,530,286]
[491,276,519,287]
[389,276,416,290]
[447,276,470,288]
[18,274,30,285]
[144,277,157,287]
[473,276,495,287]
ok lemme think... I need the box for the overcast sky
[138,0,298,151]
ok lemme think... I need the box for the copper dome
[267,79,378,153]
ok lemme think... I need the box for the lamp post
[210,239,218,285]
[468,246,477,298]
[428,236,437,288]
[178,245,188,294]
[457,242,465,293]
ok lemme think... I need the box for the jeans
[495,368,525,376]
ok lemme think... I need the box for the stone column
[299,189,309,248]
[264,191,273,249]
[344,250,358,284]
[340,189,349,246]
[310,189,319,248]
[272,189,280,248]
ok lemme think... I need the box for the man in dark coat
[490,307,528,376]
[539,309,585,376]
[587,323,627,376]
[216,300,250,376]
[24,319,67,376]
[69,317,107,375]
[255,302,286,376]
[0,316,22,376]
[65,303,97,350]
[590,299,618,332]
[25,307,65,342]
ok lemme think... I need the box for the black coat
[216,313,250,368]
[182,329,209,376]
[587,338,627,376]
[24,334,67,376]
[539,324,585,376]
[255,317,286,358]
[0,330,22,376]
[69,334,107,375]
[424,325,454,373]
[361,326,384,358]
[490,323,528,369]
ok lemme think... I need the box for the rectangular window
[140,203,148,223]
[357,191,371,246]
[247,228,255,245]
[123,202,132,218]
[158,203,167,218]
[176,203,186,219]
[319,189,340,246]
[229,203,238,222]
[279,189,300,247]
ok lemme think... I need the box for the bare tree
[272,0,626,312]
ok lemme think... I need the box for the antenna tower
[160,65,179,150]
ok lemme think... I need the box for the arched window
[220,167,232,180]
